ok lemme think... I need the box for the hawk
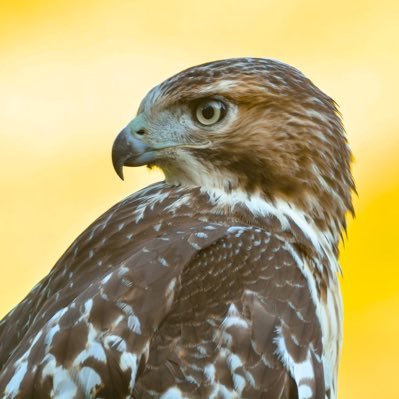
[0,58,354,398]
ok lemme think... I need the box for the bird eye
[194,100,226,126]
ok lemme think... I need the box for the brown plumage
[0,58,354,398]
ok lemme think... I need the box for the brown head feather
[141,58,355,248]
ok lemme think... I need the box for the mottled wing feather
[0,183,327,398]
[134,227,325,398]
[0,277,50,369]
[0,183,174,370]
[0,213,229,397]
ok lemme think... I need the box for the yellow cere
[0,1,398,398]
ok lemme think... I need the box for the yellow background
[1,1,398,397]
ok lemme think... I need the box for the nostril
[136,129,146,136]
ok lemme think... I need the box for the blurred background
[0,0,398,397]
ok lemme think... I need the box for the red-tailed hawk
[0,58,354,398]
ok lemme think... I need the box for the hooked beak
[111,128,156,180]
[112,114,212,181]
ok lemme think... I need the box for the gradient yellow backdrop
[1,1,398,397]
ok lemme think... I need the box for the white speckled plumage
[0,58,354,398]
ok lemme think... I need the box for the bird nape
[0,58,354,399]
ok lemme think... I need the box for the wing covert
[0,214,229,398]
[133,226,326,399]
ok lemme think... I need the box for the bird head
[112,58,354,237]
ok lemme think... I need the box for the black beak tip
[112,155,125,181]
[112,138,126,181]
[116,167,125,181]
[112,127,153,180]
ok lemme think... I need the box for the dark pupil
[202,104,215,120]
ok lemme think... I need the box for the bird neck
[199,185,344,259]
